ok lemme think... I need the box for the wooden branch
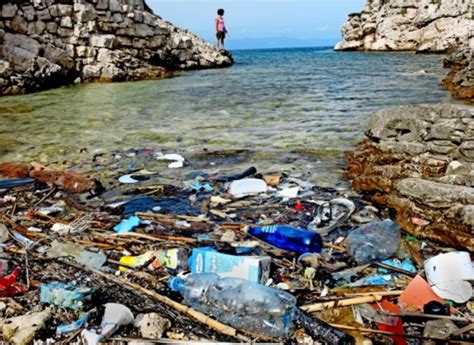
[61,260,251,342]
[301,295,382,313]
[111,232,196,243]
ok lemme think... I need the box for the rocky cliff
[0,0,233,95]
[346,104,474,251]
[335,0,472,52]
[442,42,474,103]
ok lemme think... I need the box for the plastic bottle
[346,220,401,264]
[168,273,298,339]
[297,311,355,345]
[245,225,322,254]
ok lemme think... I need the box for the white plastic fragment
[118,174,139,184]
[424,251,474,303]
[228,178,267,198]
[81,303,134,345]
[51,223,73,235]
[277,186,300,199]
[156,153,185,168]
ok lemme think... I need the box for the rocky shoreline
[335,0,471,52]
[335,0,474,103]
[0,0,233,96]
[346,104,474,251]
[442,43,474,103]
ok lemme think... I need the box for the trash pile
[0,149,472,344]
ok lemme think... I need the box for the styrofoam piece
[424,252,474,285]
[424,251,474,303]
[228,178,267,198]
[431,280,472,304]
[277,187,300,198]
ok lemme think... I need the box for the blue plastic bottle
[245,225,323,254]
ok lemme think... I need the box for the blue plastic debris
[187,181,213,192]
[347,274,392,287]
[379,258,417,274]
[122,197,160,215]
[57,312,89,334]
[40,282,95,311]
[113,216,141,233]
[0,178,35,189]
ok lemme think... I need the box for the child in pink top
[215,8,227,49]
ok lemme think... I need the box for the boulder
[1,3,17,18]
[347,104,474,251]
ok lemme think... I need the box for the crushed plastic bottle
[297,311,355,345]
[245,225,322,254]
[168,273,298,339]
[346,220,401,264]
[40,282,95,311]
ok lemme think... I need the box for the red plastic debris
[294,201,304,211]
[0,267,27,297]
[375,300,407,345]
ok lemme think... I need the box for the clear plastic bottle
[168,273,298,339]
[346,220,401,264]
[245,225,322,253]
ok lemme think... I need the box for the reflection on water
[0,47,458,186]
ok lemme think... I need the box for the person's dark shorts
[216,31,226,40]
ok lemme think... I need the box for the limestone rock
[336,0,471,53]
[396,178,474,208]
[347,104,474,251]
[446,161,470,176]
[1,3,17,18]
[442,43,474,103]
[0,0,233,95]
[134,313,171,339]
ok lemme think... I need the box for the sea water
[0,47,460,186]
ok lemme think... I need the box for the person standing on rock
[215,9,228,49]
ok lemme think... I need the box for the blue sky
[148,0,366,49]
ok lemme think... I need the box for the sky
[148,0,366,49]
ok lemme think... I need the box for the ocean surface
[0,47,459,187]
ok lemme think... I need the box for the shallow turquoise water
[0,47,459,186]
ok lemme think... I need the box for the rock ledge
[335,0,472,52]
[0,0,233,95]
[346,104,474,250]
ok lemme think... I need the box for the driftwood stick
[382,311,473,323]
[61,260,250,342]
[112,232,196,243]
[343,290,403,297]
[301,295,382,313]
[328,323,469,343]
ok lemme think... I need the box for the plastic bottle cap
[168,276,183,292]
[243,225,250,233]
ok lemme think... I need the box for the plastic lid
[168,276,184,292]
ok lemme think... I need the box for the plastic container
[346,220,401,264]
[168,273,297,338]
[245,225,322,254]
[297,311,355,345]
[119,248,188,272]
